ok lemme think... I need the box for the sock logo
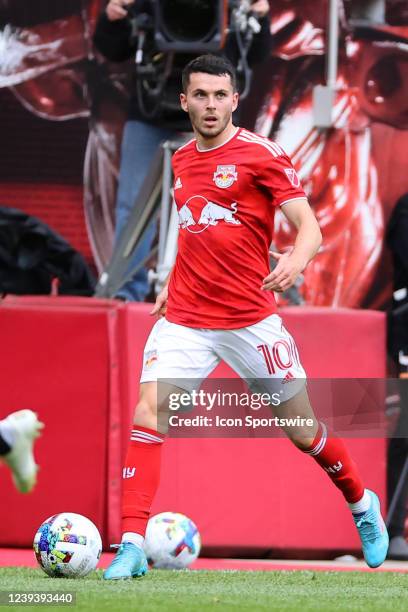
[123,467,136,479]
[324,461,343,474]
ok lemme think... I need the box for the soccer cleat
[103,543,148,580]
[353,489,389,568]
[0,410,44,493]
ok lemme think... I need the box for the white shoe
[1,410,44,493]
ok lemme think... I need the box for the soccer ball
[144,512,201,569]
[33,513,102,578]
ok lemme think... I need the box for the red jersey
[166,127,307,329]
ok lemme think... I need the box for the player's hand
[250,0,270,18]
[261,250,305,292]
[106,0,134,22]
[150,285,168,317]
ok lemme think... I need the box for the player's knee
[285,429,315,451]
[284,427,315,451]
[133,398,157,429]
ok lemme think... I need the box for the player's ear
[232,92,239,112]
[180,93,188,112]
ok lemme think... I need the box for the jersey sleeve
[256,148,307,207]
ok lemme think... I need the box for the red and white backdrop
[0,1,404,552]
[1,0,408,305]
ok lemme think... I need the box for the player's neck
[195,123,239,151]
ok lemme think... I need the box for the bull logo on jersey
[178,203,195,229]
[284,168,301,188]
[198,201,241,226]
[177,196,241,233]
[213,165,238,189]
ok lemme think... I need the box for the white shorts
[140,314,306,403]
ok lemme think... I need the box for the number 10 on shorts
[257,340,300,375]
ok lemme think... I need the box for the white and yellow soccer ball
[33,512,102,578]
[144,511,201,569]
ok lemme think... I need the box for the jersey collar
[195,127,241,153]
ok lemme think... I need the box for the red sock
[122,426,164,536]
[303,422,364,503]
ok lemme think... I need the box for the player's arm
[262,198,322,292]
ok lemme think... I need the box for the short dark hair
[182,54,237,93]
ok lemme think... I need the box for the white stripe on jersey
[280,196,308,207]
[238,134,279,158]
[240,130,286,156]
[174,138,196,154]
[237,130,285,158]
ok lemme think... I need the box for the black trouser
[387,381,408,538]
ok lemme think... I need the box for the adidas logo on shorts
[282,371,296,384]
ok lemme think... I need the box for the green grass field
[0,568,407,612]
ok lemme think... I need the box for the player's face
[180,72,239,144]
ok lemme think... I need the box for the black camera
[128,1,256,53]
[153,0,228,52]
[129,0,261,117]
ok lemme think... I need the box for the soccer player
[104,54,389,579]
[0,409,44,493]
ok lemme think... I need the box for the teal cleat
[103,543,148,580]
[353,490,389,568]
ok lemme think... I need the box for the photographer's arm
[93,1,136,62]
[225,1,272,67]
[247,2,272,65]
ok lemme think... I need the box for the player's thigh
[140,319,220,409]
[217,313,306,403]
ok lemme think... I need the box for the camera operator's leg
[115,120,174,301]
[386,379,408,560]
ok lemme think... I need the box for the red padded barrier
[0,298,386,554]
[0,298,116,546]
[121,304,386,552]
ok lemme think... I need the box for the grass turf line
[0,567,407,612]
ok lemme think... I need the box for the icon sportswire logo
[177,195,241,233]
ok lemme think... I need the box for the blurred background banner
[1,1,407,306]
